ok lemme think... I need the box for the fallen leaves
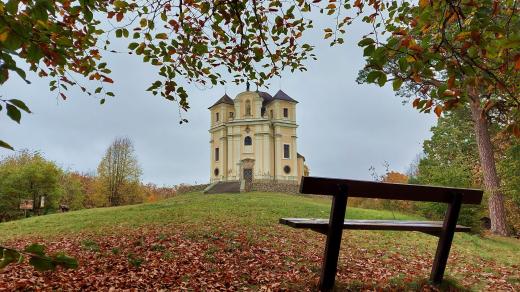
[0,225,518,291]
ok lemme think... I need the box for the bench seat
[279,218,471,236]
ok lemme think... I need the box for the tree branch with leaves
[351,0,519,235]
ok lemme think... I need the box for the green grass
[0,192,419,239]
[1,192,518,267]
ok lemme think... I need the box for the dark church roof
[208,94,234,109]
[272,90,298,103]
[209,90,297,109]
[259,90,298,106]
[258,91,273,107]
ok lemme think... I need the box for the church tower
[208,89,307,192]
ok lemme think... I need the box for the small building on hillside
[206,88,308,193]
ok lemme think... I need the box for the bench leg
[430,193,462,284]
[319,185,348,291]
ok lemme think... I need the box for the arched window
[244,136,252,146]
[245,100,251,116]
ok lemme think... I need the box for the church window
[215,148,219,161]
[245,100,251,116]
[270,109,273,118]
[214,168,219,176]
[229,112,234,118]
[244,136,252,146]
[216,112,219,122]
[283,144,290,159]
[283,165,291,174]
[283,108,289,118]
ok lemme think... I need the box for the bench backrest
[300,176,483,204]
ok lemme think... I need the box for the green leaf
[113,0,126,8]
[193,43,208,54]
[392,79,403,91]
[83,8,93,22]
[0,249,19,269]
[8,99,31,113]
[53,253,78,269]
[398,57,408,71]
[6,104,21,123]
[0,140,14,150]
[27,45,44,62]
[366,71,380,83]
[28,256,55,271]
[363,44,375,57]
[31,3,48,21]
[358,38,375,47]
[3,32,23,50]
[5,0,19,14]
[377,73,387,87]
[155,33,168,40]
[139,18,147,27]
[24,244,45,256]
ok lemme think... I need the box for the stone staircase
[204,181,241,194]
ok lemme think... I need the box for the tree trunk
[469,99,509,236]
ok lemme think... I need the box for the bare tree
[97,138,142,206]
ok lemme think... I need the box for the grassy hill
[1,192,519,290]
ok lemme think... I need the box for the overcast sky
[0,16,436,186]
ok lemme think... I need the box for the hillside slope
[1,192,519,290]
[0,192,424,240]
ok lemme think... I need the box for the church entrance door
[243,168,253,192]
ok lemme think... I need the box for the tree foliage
[349,0,518,236]
[410,108,483,229]
[97,137,142,206]
[0,0,317,148]
[0,150,62,221]
[0,0,112,148]
[58,172,86,211]
[355,0,519,130]
[411,107,520,233]
[0,148,176,222]
[415,108,480,188]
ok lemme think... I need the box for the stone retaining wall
[251,180,300,194]
[176,184,210,194]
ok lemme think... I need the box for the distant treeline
[0,139,182,222]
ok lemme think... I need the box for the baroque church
[206,88,308,192]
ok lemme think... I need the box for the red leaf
[434,105,442,117]
[412,98,420,108]
[513,125,520,137]
[60,93,67,100]
[103,77,114,83]
[116,12,124,22]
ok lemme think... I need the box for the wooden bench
[279,176,483,291]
